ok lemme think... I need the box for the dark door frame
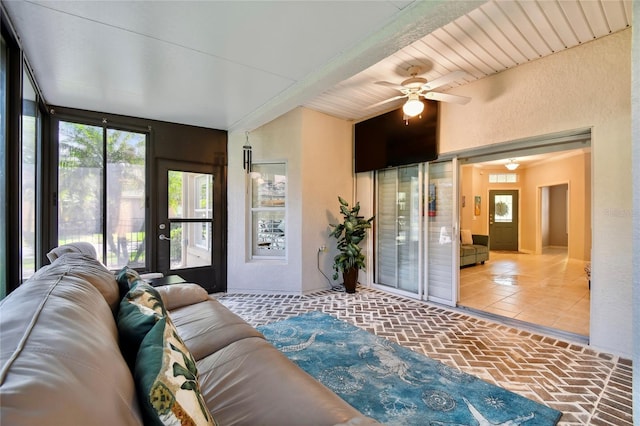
[154,158,225,293]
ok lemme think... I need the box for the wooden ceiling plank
[495,0,553,57]
[558,1,596,43]
[536,1,580,49]
[518,0,566,53]
[452,15,514,71]
[601,0,632,31]
[435,25,499,77]
[444,20,507,75]
[409,40,465,78]
[467,7,527,66]
[484,1,542,61]
[579,0,614,38]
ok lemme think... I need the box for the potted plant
[329,196,374,293]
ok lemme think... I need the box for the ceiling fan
[373,66,471,117]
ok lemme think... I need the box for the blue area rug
[257,312,561,425]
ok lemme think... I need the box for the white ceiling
[2,0,632,133]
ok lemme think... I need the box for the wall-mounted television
[354,100,438,173]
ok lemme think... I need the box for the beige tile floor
[459,247,590,336]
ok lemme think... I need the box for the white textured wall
[227,108,353,294]
[300,109,353,292]
[227,109,303,293]
[441,30,632,357]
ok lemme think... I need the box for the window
[494,195,513,223]
[250,163,286,258]
[21,69,38,280]
[0,35,7,297]
[167,170,213,269]
[57,121,147,269]
[194,175,212,249]
[488,173,517,183]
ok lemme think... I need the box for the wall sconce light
[243,132,252,174]
[505,159,519,170]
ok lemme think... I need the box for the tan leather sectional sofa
[0,244,376,425]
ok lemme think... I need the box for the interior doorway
[457,137,591,338]
[539,184,569,252]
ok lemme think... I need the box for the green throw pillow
[115,266,142,299]
[117,282,166,368]
[135,316,216,426]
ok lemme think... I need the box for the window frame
[488,173,518,183]
[1,13,46,295]
[249,161,287,260]
[49,112,151,271]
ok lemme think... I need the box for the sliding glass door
[376,165,422,294]
[425,160,458,306]
[374,160,458,305]
[56,120,147,269]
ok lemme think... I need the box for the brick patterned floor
[216,287,633,425]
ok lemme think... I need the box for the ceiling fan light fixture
[402,94,424,117]
[505,159,519,170]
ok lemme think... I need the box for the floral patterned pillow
[115,266,143,299]
[117,281,166,368]
[135,316,216,426]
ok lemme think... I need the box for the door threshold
[456,305,589,346]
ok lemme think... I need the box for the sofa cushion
[47,253,120,312]
[474,245,489,255]
[0,271,142,425]
[169,298,264,361]
[135,316,216,426]
[46,241,98,262]
[197,337,362,425]
[460,229,473,245]
[460,246,477,257]
[117,282,166,367]
[156,283,210,310]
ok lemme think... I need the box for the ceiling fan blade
[375,81,406,91]
[421,70,467,91]
[424,91,471,105]
[368,94,407,108]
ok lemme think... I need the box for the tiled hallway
[459,248,590,336]
[217,288,632,425]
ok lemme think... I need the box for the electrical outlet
[319,245,327,252]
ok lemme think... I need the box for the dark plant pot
[343,267,358,294]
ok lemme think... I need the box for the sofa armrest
[472,234,489,247]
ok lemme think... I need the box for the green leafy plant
[329,196,374,280]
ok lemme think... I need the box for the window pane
[252,211,285,256]
[376,166,420,293]
[58,122,103,252]
[427,162,455,302]
[106,129,146,269]
[494,195,513,223]
[251,163,286,208]
[169,222,212,269]
[168,171,213,219]
[250,162,286,259]
[489,173,517,183]
[21,70,37,280]
[0,36,7,297]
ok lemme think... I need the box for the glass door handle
[159,234,170,241]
